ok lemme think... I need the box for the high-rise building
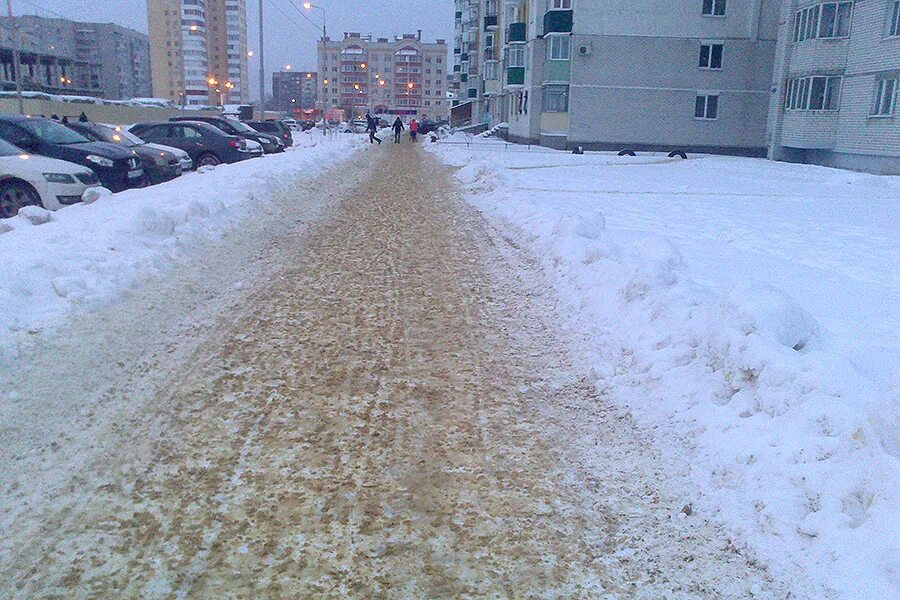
[317,32,448,120]
[767,0,899,174]
[147,0,248,107]
[273,70,317,113]
[0,15,150,99]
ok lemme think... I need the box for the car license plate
[128,169,144,179]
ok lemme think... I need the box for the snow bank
[430,135,900,599]
[0,133,363,363]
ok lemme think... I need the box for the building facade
[272,70,318,113]
[0,15,151,99]
[767,0,900,174]
[147,0,249,107]
[317,32,448,121]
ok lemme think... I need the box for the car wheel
[196,153,221,168]
[0,180,41,219]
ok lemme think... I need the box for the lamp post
[302,2,326,39]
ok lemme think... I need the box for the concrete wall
[0,98,218,126]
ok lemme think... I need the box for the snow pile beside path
[430,137,900,599]
[0,133,363,362]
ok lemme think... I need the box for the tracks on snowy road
[1,144,790,598]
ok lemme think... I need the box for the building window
[549,0,572,9]
[785,76,842,110]
[547,35,571,60]
[793,2,852,42]
[699,43,723,69]
[695,93,719,119]
[506,46,525,67]
[702,0,727,17]
[890,1,900,36]
[484,61,499,80]
[872,77,897,116]
[542,84,568,112]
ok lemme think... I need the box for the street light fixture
[302,2,327,39]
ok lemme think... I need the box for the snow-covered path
[1,145,789,597]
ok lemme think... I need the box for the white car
[0,138,100,218]
[281,118,300,131]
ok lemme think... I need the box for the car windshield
[20,119,90,145]
[100,126,144,147]
[0,138,24,156]
[226,119,256,133]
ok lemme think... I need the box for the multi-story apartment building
[494,0,781,153]
[147,0,249,107]
[0,15,151,99]
[767,0,900,174]
[317,32,448,121]
[273,70,317,113]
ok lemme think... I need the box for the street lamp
[302,2,326,39]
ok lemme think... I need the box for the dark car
[129,121,261,168]
[65,121,181,185]
[0,116,144,192]
[169,116,284,154]
[245,120,293,147]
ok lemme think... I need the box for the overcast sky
[16,0,454,100]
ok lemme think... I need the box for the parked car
[0,116,144,193]
[129,120,261,168]
[65,121,182,185]
[281,118,300,131]
[102,125,194,173]
[245,120,293,147]
[169,116,284,154]
[0,137,101,218]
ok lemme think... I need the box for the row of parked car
[0,114,298,219]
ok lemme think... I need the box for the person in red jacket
[409,118,418,142]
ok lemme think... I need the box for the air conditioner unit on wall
[578,42,592,56]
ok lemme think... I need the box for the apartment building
[767,0,900,174]
[147,0,249,107]
[317,32,448,121]
[273,70,317,112]
[0,15,151,99]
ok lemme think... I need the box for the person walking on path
[365,113,382,145]
[409,118,418,143]
[392,117,404,143]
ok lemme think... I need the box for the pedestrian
[365,112,381,145]
[78,111,89,122]
[409,118,418,143]
[392,117,404,143]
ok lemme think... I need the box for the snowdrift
[0,133,363,363]
[431,136,900,599]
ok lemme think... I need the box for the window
[699,43,724,69]
[890,1,900,36]
[549,0,572,9]
[542,84,568,112]
[872,78,897,116]
[702,0,727,16]
[695,93,719,119]
[793,2,852,42]
[484,61,499,80]
[547,35,571,60]
[785,76,842,110]
[506,46,525,67]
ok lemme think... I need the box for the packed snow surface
[430,135,900,599]
[0,132,362,363]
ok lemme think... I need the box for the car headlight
[154,153,168,166]
[85,154,114,168]
[43,172,76,184]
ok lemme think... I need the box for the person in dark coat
[78,111,89,122]
[365,113,381,145]
[392,117,404,143]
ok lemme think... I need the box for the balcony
[484,15,498,30]
[468,88,477,98]
[543,9,573,34]
[506,67,524,86]
[508,22,526,43]
[460,53,469,63]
